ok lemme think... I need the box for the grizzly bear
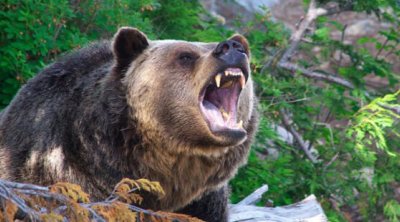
[0,27,258,221]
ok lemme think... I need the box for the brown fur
[121,40,257,210]
[0,28,258,220]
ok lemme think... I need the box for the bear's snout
[212,39,248,68]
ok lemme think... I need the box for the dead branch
[0,179,202,222]
[0,182,41,221]
[279,109,318,163]
[279,62,355,89]
[324,153,339,170]
[280,0,322,63]
[378,102,400,115]
[275,0,355,89]
[236,185,268,206]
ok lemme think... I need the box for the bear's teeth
[239,74,246,89]
[237,120,243,128]
[224,69,243,77]
[215,74,222,87]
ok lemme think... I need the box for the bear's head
[112,27,255,156]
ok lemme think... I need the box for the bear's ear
[112,27,149,71]
[229,34,250,58]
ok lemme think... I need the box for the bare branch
[0,179,48,191]
[280,62,355,89]
[280,0,320,63]
[338,24,348,68]
[279,109,318,163]
[236,184,268,206]
[384,42,399,58]
[0,179,199,221]
[324,153,339,170]
[0,182,40,221]
[375,38,389,59]
[378,102,400,115]
[273,0,354,89]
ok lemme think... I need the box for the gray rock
[346,19,377,36]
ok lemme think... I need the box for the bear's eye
[178,52,198,65]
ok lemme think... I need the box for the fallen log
[229,185,328,222]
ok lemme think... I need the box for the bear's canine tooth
[239,74,246,89]
[224,70,229,76]
[215,74,222,87]
[237,120,243,128]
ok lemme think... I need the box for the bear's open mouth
[199,67,247,133]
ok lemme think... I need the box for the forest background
[0,0,399,221]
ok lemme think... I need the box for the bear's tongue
[200,68,245,131]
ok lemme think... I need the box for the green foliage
[230,1,400,221]
[1,0,400,221]
[0,0,224,108]
[385,200,400,222]
[348,90,400,161]
[144,0,232,42]
[0,0,158,108]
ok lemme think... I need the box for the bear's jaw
[199,67,247,142]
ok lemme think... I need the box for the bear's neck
[132,146,224,211]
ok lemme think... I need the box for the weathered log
[229,186,328,222]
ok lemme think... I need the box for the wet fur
[0,29,258,221]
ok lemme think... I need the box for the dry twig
[0,179,201,222]
[236,185,269,206]
[275,0,355,89]
[279,109,318,163]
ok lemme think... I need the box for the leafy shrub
[0,0,155,107]
[229,1,400,221]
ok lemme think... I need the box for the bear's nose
[213,40,246,66]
